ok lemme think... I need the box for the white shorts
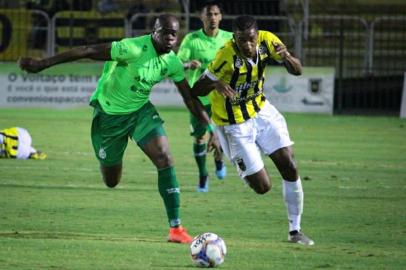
[17,127,36,159]
[215,101,293,178]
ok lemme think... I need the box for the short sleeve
[177,35,192,62]
[261,31,285,63]
[168,55,186,83]
[207,48,232,80]
[111,38,141,62]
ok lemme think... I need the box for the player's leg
[132,102,192,243]
[270,146,313,245]
[138,128,192,244]
[216,121,270,194]
[212,137,227,180]
[190,113,210,192]
[90,103,128,188]
[256,101,314,245]
[206,105,226,180]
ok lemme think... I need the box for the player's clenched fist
[17,57,47,73]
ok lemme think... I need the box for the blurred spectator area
[0,0,405,114]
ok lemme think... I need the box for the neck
[203,27,219,37]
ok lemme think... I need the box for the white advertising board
[263,67,335,114]
[0,62,103,108]
[0,63,334,114]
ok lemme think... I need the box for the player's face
[234,28,258,59]
[153,21,179,54]
[201,5,222,31]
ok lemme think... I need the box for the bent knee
[252,183,272,195]
[154,152,173,168]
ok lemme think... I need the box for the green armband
[207,124,214,132]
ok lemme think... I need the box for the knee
[282,159,299,180]
[195,136,206,145]
[154,151,173,169]
[254,181,272,195]
[104,179,119,188]
[100,164,121,188]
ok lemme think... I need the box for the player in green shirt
[18,14,219,244]
[177,1,232,192]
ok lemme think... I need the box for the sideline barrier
[0,9,51,60]
[52,11,125,53]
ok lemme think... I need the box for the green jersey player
[18,14,220,244]
[177,1,232,192]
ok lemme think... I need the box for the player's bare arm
[18,43,112,73]
[175,79,221,152]
[192,75,236,98]
[272,41,302,76]
[175,79,212,125]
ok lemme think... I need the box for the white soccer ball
[190,232,227,268]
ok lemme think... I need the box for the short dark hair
[233,16,258,32]
[199,0,223,13]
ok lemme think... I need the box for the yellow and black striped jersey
[0,127,19,158]
[206,30,284,125]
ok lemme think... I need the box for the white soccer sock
[283,178,304,232]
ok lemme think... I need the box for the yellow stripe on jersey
[0,127,19,158]
[207,30,284,125]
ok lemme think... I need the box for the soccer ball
[190,232,227,268]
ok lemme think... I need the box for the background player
[0,127,46,160]
[177,0,232,192]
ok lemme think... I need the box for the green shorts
[91,101,166,166]
[190,104,212,138]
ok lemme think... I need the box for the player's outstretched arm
[18,43,112,73]
[192,74,236,99]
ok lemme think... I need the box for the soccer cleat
[197,176,209,192]
[288,231,315,246]
[215,165,227,180]
[168,226,193,244]
[29,151,47,160]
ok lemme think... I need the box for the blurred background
[0,0,405,115]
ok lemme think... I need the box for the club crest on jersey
[99,147,106,159]
[259,44,268,55]
[234,57,243,68]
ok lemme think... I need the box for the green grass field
[0,107,405,270]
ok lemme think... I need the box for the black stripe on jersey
[229,55,240,88]
[240,60,252,121]
[213,61,227,73]
[225,98,236,124]
[252,97,260,112]
[226,55,241,125]
[253,49,267,113]
[0,132,18,140]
